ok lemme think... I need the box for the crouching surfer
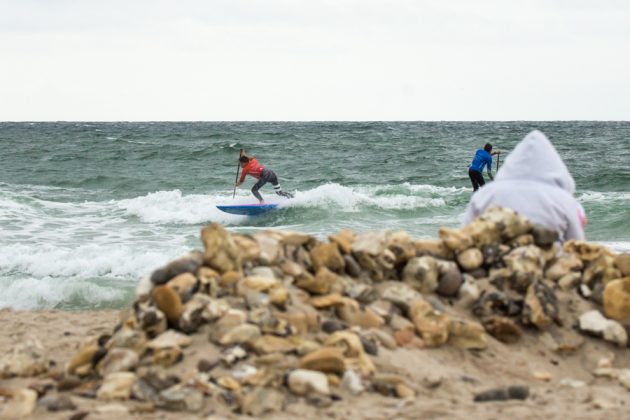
[235,154,294,203]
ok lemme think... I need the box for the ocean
[1,121,629,310]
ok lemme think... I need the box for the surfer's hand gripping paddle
[232,148,244,198]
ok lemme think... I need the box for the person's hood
[495,130,575,194]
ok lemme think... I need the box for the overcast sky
[1,0,629,121]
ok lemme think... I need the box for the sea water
[1,121,629,309]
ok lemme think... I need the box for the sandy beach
[1,292,629,418]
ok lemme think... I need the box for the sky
[0,0,629,121]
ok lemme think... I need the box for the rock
[532,370,552,381]
[287,369,331,395]
[482,316,523,344]
[310,242,345,273]
[522,280,558,330]
[456,275,480,308]
[369,329,397,350]
[462,218,502,248]
[402,256,439,294]
[242,275,279,292]
[298,347,345,374]
[241,387,285,416]
[436,260,463,297]
[341,369,364,395]
[219,270,241,287]
[409,299,450,347]
[232,234,260,262]
[330,229,356,254]
[138,366,181,391]
[97,372,137,400]
[219,323,261,346]
[152,285,183,326]
[97,348,139,375]
[337,300,385,329]
[415,239,453,259]
[578,310,628,346]
[0,389,37,418]
[603,277,630,320]
[150,251,203,285]
[179,293,213,333]
[532,224,559,248]
[167,272,199,301]
[557,272,582,291]
[254,232,282,264]
[474,385,529,402]
[107,324,147,354]
[564,240,612,263]
[201,223,241,272]
[387,230,416,267]
[38,394,76,412]
[251,335,298,354]
[504,246,545,292]
[343,254,362,277]
[457,248,484,271]
[378,282,423,314]
[136,303,167,338]
[472,290,523,318]
[448,319,487,350]
[148,329,192,350]
[296,267,338,295]
[372,374,415,398]
[479,207,532,239]
[545,254,583,281]
[158,385,204,412]
[439,227,473,252]
[310,293,347,309]
[615,253,630,276]
[0,336,49,378]
[280,260,305,277]
[582,254,621,286]
[135,276,153,301]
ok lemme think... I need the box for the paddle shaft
[232,148,244,198]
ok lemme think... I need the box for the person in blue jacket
[468,143,499,191]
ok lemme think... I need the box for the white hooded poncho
[463,130,586,241]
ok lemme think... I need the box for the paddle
[496,151,500,172]
[232,148,244,198]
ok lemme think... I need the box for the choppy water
[1,121,629,310]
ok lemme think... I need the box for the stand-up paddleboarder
[468,143,500,192]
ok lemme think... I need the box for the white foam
[285,183,450,211]
[578,191,630,203]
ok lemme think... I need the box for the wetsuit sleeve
[239,166,249,183]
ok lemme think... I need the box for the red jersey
[239,158,265,182]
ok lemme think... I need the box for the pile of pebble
[1,207,629,418]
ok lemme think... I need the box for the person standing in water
[463,130,586,242]
[468,143,500,191]
[235,154,294,203]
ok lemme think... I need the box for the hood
[495,130,575,194]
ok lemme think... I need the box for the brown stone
[310,293,347,309]
[298,347,345,374]
[409,299,450,347]
[201,223,241,272]
[310,242,345,272]
[219,270,241,287]
[152,285,183,326]
[166,272,198,301]
[402,256,439,294]
[457,248,484,271]
[603,277,630,320]
[482,316,523,344]
[438,227,473,252]
[448,319,487,350]
[414,239,453,259]
[615,253,630,276]
[329,229,356,254]
[250,335,298,354]
[337,300,385,329]
[296,267,339,295]
[523,280,558,330]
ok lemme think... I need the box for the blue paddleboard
[216,203,279,216]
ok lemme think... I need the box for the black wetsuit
[468,168,486,192]
[252,168,294,202]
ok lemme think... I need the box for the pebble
[473,385,529,402]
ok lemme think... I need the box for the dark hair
[239,156,250,163]
[484,143,493,152]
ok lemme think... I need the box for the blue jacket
[469,149,493,173]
